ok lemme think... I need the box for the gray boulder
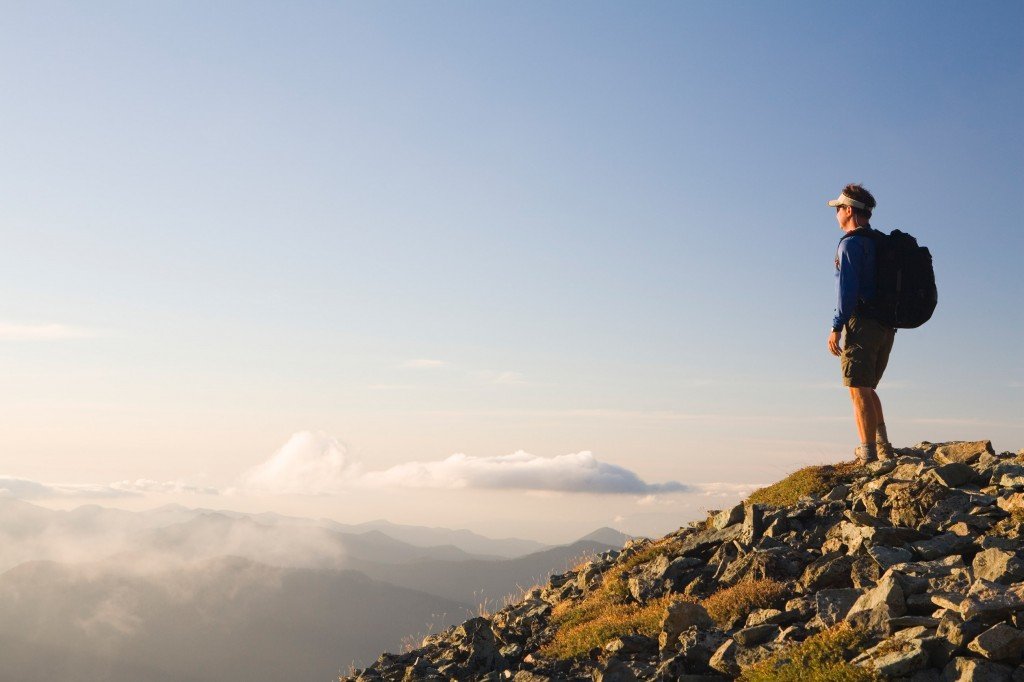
[910,532,976,561]
[593,656,638,682]
[733,624,780,647]
[812,588,863,628]
[968,623,1024,662]
[711,504,744,530]
[659,601,714,652]
[973,548,1024,584]
[928,463,978,488]
[941,656,1014,681]
[934,441,996,465]
[872,638,930,677]
[961,580,1024,622]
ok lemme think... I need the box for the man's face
[835,204,854,229]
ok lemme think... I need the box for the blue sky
[1,2,1021,541]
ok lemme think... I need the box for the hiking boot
[876,441,895,460]
[855,445,878,465]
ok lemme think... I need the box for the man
[826,184,896,465]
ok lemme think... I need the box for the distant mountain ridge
[0,497,630,680]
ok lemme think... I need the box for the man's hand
[828,330,842,357]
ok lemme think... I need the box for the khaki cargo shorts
[841,315,896,389]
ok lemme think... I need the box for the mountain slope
[0,555,469,680]
[345,439,1024,681]
[327,519,549,558]
[346,539,618,606]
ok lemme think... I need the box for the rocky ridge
[344,440,1024,681]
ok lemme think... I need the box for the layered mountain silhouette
[0,498,622,681]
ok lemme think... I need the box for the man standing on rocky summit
[827,183,897,465]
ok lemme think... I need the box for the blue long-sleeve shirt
[832,230,877,331]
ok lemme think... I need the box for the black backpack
[843,227,937,329]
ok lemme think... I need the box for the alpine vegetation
[345,440,1024,681]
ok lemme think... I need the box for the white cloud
[403,358,447,368]
[0,477,136,499]
[360,450,684,494]
[235,434,687,496]
[236,431,361,495]
[0,433,695,502]
[694,482,766,497]
[0,475,221,500]
[110,479,220,495]
[0,322,98,341]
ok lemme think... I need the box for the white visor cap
[827,193,868,210]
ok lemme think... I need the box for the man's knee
[848,386,876,401]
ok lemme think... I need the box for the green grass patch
[739,623,879,682]
[745,462,860,507]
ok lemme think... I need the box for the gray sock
[861,441,877,456]
[876,422,890,444]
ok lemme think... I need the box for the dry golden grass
[540,594,684,659]
[739,623,879,682]
[541,553,790,660]
[702,578,789,628]
[539,537,692,659]
[745,462,860,507]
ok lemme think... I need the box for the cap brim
[826,193,866,209]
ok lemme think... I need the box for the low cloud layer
[111,479,221,495]
[237,431,361,495]
[359,450,686,494]
[1,432,691,501]
[236,431,687,496]
[0,476,219,500]
[0,477,135,499]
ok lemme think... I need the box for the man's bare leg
[868,390,884,428]
[849,387,880,458]
[868,390,894,457]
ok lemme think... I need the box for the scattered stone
[344,436,1024,682]
[973,548,1024,584]
[872,637,929,676]
[711,504,744,530]
[851,553,883,588]
[628,555,674,602]
[997,493,1024,513]
[741,504,768,545]
[604,635,656,656]
[934,441,996,466]
[800,551,853,591]
[676,627,728,673]
[967,623,1024,662]
[929,463,978,488]
[871,545,914,569]
[961,580,1024,622]
[660,601,713,652]
[745,608,786,626]
[849,574,907,619]
[813,588,863,628]
[888,616,941,632]
[592,656,637,682]
[911,532,977,561]
[942,656,1015,681]
[733,624,780,647]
